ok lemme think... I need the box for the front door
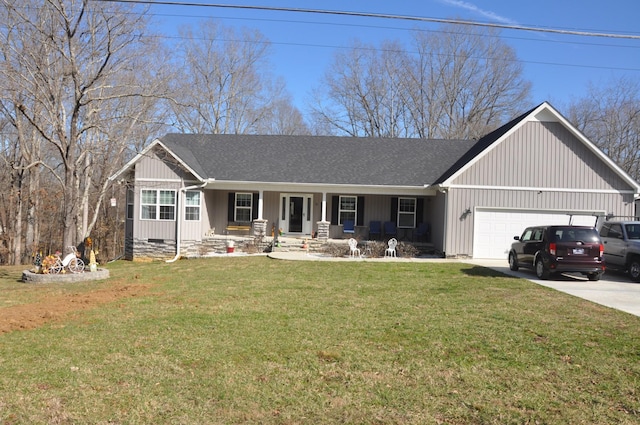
[280,194,313,235]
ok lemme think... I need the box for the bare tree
[568,76,640,181]
[0,0,167,257]
[311,24,531,139]
[170,19,307,135]
[311,40,408,137]
[254,90,311,135]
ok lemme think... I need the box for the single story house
[109,102,640,260]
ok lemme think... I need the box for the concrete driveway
[466,259,640,317]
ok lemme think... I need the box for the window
[141,189,175,221]
[339,196,356,225]
[185,191,201,221]
[397,197,416,228]
[625,224,640,240]
[520,229,533,242]
[235,193,252,222]
[532,228,543,241]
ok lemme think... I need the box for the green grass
[1,257,639,424]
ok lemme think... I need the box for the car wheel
[587,272,601,281]
[628,259,640,282]
[508,252,519,271]
[535,258,550,280]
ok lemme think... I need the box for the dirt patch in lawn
[0,284,152,334]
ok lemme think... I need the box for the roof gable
[108,139,207,183]
[437,102,640,192]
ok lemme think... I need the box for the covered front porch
[185,233,438,258]
[199,184,441,245]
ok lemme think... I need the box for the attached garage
[472,208,603,259]
[435,102,639,259]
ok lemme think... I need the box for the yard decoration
[89,249,98,272]
[32,251,43,274]
[44,247,85,274]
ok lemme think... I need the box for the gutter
[166,182,207,263]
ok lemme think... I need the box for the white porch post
[258,190,264,219]
[321,192,327,222]
[316,191,330,240]
[252,190,267,239]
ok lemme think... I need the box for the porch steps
[271,237,325,253]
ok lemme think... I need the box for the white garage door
[473,209,601,260]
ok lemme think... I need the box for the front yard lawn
[0,257,638,424]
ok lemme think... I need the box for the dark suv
[508,225,605,281]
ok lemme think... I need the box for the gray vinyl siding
[444,188,635,257]
[133,150,191,242]
[444,120,638,258]
[454,121,630,190]
[132,183,181,241]
[181,189,205,242]
[137,147,193,181]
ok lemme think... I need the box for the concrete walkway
[268,252,640,317]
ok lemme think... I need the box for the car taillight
[550,242,556,256]
[599,243,604,257]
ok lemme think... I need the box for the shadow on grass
[460,265,519,279]
[0,268,26,283]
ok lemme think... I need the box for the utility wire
[94,0,640,40]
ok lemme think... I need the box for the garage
[472,208,602,259]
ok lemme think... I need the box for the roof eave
[108,138,207,183]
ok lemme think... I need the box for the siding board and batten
[444,119,636,259]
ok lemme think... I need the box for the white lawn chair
[348,238,361,258]
[385,238,397,257]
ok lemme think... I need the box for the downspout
[166,182,207,263]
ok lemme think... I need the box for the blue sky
[147,0,640,113]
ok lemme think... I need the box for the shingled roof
[158,133,477,187]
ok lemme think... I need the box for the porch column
[257,190,264,220]
[317,191,330,240]
[321,192,327,222]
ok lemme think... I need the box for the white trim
[447,184,636,194]
[140,188,177,221]
[208,180,426,190]
[338,195,357,226]
[184,190,202,222]
[474,206,607,216]
[280,193,314,235]
[206,180,434,196]
[234,192,254,223]
[109,139,207,183]
[397,197,417,228]
[135,178,183,183]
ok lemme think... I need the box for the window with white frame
[339,195,357,225]
[185,190,201,221]
[141,189,176,220]
[235,192,252,222]
[398,197,416,228]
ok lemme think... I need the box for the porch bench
[225,223,252,235]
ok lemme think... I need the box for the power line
[94,0,640,40]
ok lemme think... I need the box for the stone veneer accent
[316,221,330,240]
[132,238,176,260]
[252,219,267,238]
